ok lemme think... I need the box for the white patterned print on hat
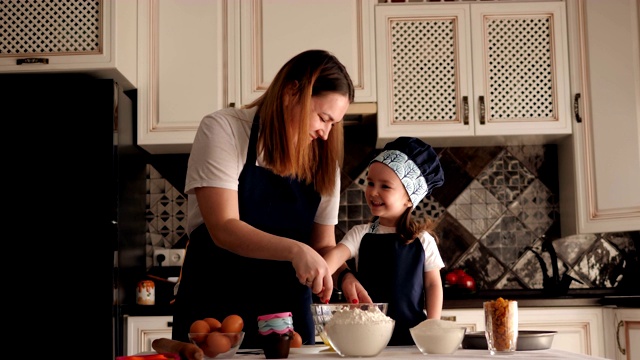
[372,150,428,209]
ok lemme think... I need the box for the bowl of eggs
[188,314,245,359]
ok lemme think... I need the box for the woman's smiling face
[365,162,412,226]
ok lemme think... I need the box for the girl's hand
[340,271,372,304]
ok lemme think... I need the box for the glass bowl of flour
[312,303,394,357]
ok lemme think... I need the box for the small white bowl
[410,322,466,355]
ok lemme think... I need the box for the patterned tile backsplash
[145,126,638,293]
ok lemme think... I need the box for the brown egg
[203,317,222,332]
[221,314,244,333]
[189,319,211,343]
[207,332,232,354]
[290,331,302,348]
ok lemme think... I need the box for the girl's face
[365,162,412,227]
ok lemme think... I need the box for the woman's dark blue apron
[173,114,321,348]
[356,222,427,346]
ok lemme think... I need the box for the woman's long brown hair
[245,49,354,195]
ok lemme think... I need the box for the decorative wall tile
[144,144,639,292]
[506,145,545,177]
[435,213,478,267]
[508,179,557,237]
[447,180,505,238]
[574,239,624,287]
[552,234,597,266]
[454,242,507,289]
[494,271,527,290]
[481,214,537,266]
[477,150,536,205]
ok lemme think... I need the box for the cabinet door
[470,2,571,137]
[519,307,605,357]
[375,2,570,148]
[559,0,640,234]
[441,308,484,332]
[604,308,640,360]
[125,316,173,355]
[136,0,230,154]
[236,0,376,106]
[375,4,475,148]
[0,0,137,90]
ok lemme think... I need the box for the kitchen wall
[144,119,638,294]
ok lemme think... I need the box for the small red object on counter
[116,353,180,360]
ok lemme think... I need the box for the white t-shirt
[184,107,340,235]
[338,223,445,272]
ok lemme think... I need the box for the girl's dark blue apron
[356,221,427,346]
[173,114,321,348]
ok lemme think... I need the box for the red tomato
[458,274,476,292]
[444,272,459,286]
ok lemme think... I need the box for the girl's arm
[424,269,443,319]
[323,243,351,275]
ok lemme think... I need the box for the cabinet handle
[462,96,469,125]
[573,94,582,123]
[479,96,486,125]
[167,321,173,328]
[16,58,49,65]
[616,320,626,355]
[228,102,236,108]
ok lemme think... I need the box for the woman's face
[365,162,412,226]
[306,92,350,142]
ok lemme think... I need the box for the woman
[172,49,355,349]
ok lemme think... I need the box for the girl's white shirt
[338,223,445,272]
[185,107,340,235]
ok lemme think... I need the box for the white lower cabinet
[442,307,605,357]
[125,315,173,355]
[604,308,640,360]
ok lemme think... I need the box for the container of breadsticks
[483,297,518,354]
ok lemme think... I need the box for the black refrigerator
[1,74,146,359]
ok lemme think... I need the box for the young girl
[325,136,445,346]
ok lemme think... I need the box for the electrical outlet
[153,249,186,267]
[167,249,186,266]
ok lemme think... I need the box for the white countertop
[235,346,608,359]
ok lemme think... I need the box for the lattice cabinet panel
[1,0,103,56]
[390,18,460,123]
[0,0,137,90]
[375,1,571,147]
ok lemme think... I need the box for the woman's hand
[340,271,372,304]
[291,242,333,302]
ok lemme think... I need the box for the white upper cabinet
[559,0,640,234]
[375,2,571,148]
[136,0,230,154]
[136,0,376,154]
[233,0,377,107]
[0,0,137,90]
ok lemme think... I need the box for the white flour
[324,307,394,356]
[410,319,465,354]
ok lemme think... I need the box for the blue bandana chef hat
[370,137,444,209]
